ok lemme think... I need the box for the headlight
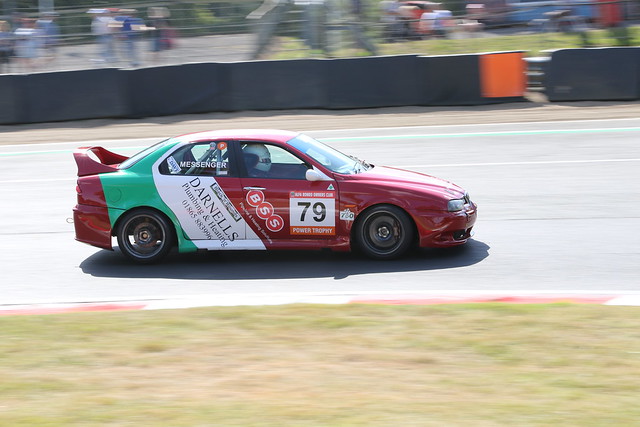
[447,199,465,212]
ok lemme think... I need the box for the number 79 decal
[297,201,327,222]
[289,191,335,235]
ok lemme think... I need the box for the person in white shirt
[14,18,40,71]
[419,7,438,37]
[90,9,116,63]
[434,8,453,37]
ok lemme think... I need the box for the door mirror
[305,168,328,181]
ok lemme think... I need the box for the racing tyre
[355,205,414,260]
[116,209,174,264]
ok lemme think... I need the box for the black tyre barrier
[546,47,640,102]
[0,52,533,125]
[419,54,483,106]
[326,55,420,109]
[227,59,327,111]
[0,74,27,125]
[23,68,128,124]
[126,63,232,118]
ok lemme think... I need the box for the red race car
[73,129,477,263]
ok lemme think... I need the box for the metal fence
[0,0,637,74]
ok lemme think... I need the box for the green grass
[270,25,640,59]
[1,303,640,425]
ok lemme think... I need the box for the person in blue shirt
[119,9,146,67]
[37,12,60,63]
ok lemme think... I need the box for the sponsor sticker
[178,161,228,169]
[340,208,355,221]
[256,201,274,220]
[246,190,264,207]
[177,177,243,246]
[245,190,284,233]
[210,181,242,222]
[167,156,181,174]
[289,191,335,235]
[265,214,284,233]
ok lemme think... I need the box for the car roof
[174,129,300,144]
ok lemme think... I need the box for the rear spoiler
[74,146,129,177]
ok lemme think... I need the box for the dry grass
[1,304,640,426]
[272,26,640,59]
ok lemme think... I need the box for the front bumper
[417,204,477,248]
[73,204,113,250]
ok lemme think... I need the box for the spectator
[13,18,40,72]
[247,0,292,60]
[148,7,174,64]
[434,8,454,38]
[0,20,13,73]
[90,8,116,63]
[398,4,420,40]
[119,9,147,67]
[419,5,438,37]
[380,0,402,42]
[36,12,60,63]
[459,4,485,36]
[345,0,378,55]
[296,0,327,53]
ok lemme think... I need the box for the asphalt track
[1,117,640,308]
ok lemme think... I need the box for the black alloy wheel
[355,205,414,260]
[116,209,174,263]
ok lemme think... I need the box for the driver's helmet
[244,144,272,172]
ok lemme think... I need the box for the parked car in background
[506,0,596,26]
[465,0,511,26]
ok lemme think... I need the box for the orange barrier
[479,51,527,98]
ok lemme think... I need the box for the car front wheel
[116,209,174,264]
[355,205,413,260]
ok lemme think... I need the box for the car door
[154,139,265,250]
[238,141,338,245]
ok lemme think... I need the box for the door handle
[243,186,266,191]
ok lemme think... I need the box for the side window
[160,141,233,177]
[241,142,309,179]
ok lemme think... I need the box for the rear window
[119,139,173,169]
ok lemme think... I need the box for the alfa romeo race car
[73,129,477,263]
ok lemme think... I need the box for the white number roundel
[266,214,284,232]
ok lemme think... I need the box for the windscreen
[287,134,368,174]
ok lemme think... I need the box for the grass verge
[271,26,640,59]
[1,303,640,426]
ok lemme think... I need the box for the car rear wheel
[116,209,174,264]
[355,205,414,260]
